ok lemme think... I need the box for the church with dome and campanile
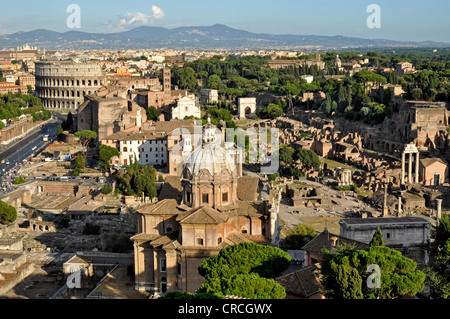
[131,117,281,295]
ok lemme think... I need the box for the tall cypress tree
[369,227,385,247]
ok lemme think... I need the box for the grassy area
[321,158,355,171]
[299,216,343,234]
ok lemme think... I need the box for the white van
[60,176,69,182]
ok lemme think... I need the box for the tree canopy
[74,130,97,151]
[320,245,426,299]
[197,242,290,299]
[98,144,120,172]
[115,157,157,198]
[146,106,159,122]
[199,242,291,280]
[369,227,385,247]
[197,273,286,299]
[425,214,450,299]
[0,199,17,225]
[256,103,284,119]
[280,223,317,251]
[294,148,321,170]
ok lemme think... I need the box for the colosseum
[35,61,105,110]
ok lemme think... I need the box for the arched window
[217,236,222,245]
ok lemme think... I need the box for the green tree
[279,146,295,165]
[426,214,450,298]
[56,125,63,137]
[320,246,426,299]
[98,144,120,172]
[280,223,317,250]
[0,199,17,225]
[369,227,385,247]
[146,106,159,122]
[13,176,27,185]
[176,66,197,90]
[256,103,284,119]
[73,154,86,176]
[198,242,291,281]
[102,184,113,194]
[74,130,97,153]
[411,88,423,100]
[61,112,73,131]
[197,273,286,299]
[83,222,101,235]
[207,74,222,89]
[294,148,321,170]
[103,232,133,253]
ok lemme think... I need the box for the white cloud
[112,5,165,31]
[152,6,165,20]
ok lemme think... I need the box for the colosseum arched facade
[35,61,105,110]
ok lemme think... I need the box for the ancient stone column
[382,184,388,217]
[401,152,406,185]
[415,152,420,184]
[436,198,443,222]
[408,152,413,184]
[398,196,402,215]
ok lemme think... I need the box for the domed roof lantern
[202,115,216,145]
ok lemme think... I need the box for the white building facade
[172,93,201,120]
[119,136,168,167]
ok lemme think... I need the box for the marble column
[408,152,413,184]
[401,152,405,185]
[436,198,443,222]
[415,152,420,184]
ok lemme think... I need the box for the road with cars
[0,114,63,194]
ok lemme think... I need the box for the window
[197,238,204,246]
[177,262,182,277]
[160,258,166,272]
[123,147,128,152]
[161,277,167,293]
[186,191,191,203]
[217,236,222,244]
[386,233,390,239]
[202,193,209,204]
[222,192,228,203]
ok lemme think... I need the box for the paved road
[0,114,63,195]
[0,117,62,170]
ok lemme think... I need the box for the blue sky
[1,0,449,42]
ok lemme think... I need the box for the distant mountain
[0,24,448,50]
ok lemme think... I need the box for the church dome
[184,143,236,177]
[183,116,235,178]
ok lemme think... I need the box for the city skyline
[0,0,449,43]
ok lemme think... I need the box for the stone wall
[0,116,34,145]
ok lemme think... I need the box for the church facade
[131,118,280,295]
